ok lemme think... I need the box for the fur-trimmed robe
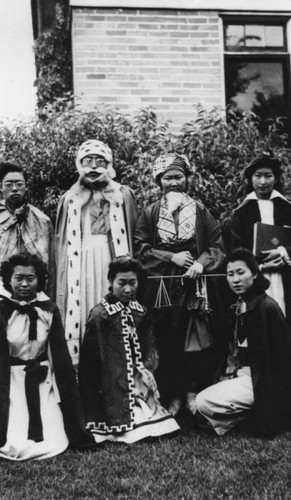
[55,182,138,333]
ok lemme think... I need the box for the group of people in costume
[0,141,291,461]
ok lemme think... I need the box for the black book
[253,222,291,257]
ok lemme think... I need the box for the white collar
[246,189,287,201]
[236,190,291,210]
[0,289,49,304]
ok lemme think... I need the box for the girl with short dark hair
[0,252,94,460]
[79,257,179,443]
[229,153,291,326]
[196,248,291,437]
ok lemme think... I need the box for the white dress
[0,292,68,461]
[257,195,286,314]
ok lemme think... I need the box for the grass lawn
[1,412,291,500]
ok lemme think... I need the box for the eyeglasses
[2,181,26,189]
[82,157,107,167]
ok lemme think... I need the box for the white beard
[166,191,184,213]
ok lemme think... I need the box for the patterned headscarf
[76,139,116,178]
[152,153,193,182]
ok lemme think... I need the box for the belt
[10,353,48,442]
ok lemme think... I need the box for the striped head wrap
[152,154,193,182]
[76,139,116,178]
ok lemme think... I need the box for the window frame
[223,16,289,52]
[222,15,291,138]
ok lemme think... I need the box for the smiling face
[10,265,38,302]
[226,260,256,296]
[80,155,110,188]
[1,172,27,210]
[160,169,187,193]
[111,271,138,304]
[251,167,276,200]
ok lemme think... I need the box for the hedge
[0,101,290,224]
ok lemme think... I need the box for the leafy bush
[0,102,290,224]
[33,2,72,111]
[176,105,291,219]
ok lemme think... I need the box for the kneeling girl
[0,253,93,460]
[79,257,179,443]
[196,248,291,437]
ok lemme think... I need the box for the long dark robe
[229,194,291,326]
[219,280,291,437]
[134,198,225,404]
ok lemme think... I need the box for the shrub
[33,2,72,111]
[176,105,291,220]
[0,103,290,224]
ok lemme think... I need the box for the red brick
[163,82,182,88]
[97,96,119,102]
[86,16,106,21]
[128,46,148,51]
[106,30,127,36]
[161,97,180,103]
[76,66,95,72]
[87,74,106,79]
[169,32,189,38]
[187,18,207,24]
[72,8,224,132]
[183,83,203,88]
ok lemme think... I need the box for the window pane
[265,26,284,47]
[225,25,245,48]
[245,25,264,47]
[226,61,287,123]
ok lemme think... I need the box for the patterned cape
[78,294,158,432]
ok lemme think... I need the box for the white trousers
[196,367,254,435]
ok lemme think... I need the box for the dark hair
[107,257,143,282]
[0,163,27,184]
[1,253,47,293]
[244,155,283,194]
[226,248,259,276]
[225,248,269,294]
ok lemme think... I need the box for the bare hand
[184,262,203,279]
[261,249,281,262]
[261,256,284,271]
[171,251,194,269]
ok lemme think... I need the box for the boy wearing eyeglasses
[0,163,55,299]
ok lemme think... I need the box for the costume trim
[235,189,291,211]
[64,181,130,366]
[157,193,196,243]
[87,298,151,434]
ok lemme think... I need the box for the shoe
[185,392,197,416]
[193,412,213,431]
[167,398,182,417]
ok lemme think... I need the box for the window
[225,23,286,50]
[223,18,290,136]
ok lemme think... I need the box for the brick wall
[72,8,223,130]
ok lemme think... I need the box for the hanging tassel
[154,277,172,308]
